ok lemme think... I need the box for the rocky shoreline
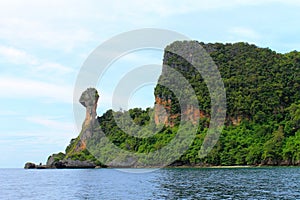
[24,159,97,169]
[25,160,300,169]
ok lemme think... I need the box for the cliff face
[154,41,300,127]
[154,96,206,126]
[154,96,172,125]
[154,41,212,127]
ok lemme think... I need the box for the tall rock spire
[76,88,99,151]
[79,88,99,127]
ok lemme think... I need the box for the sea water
[1,167,300,199]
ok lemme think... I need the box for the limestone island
[25,41,300,169]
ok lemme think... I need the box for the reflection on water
[1,168,300,199]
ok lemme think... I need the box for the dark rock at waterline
[24,159,96,169]
[24,162,36,169]
[54,158,96,168]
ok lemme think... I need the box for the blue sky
[1,0,300,168]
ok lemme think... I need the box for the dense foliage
[63,42,300,166]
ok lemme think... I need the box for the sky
[1,0,300,168]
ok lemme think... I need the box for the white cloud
[0,45,38,65]
[110,0,300,17]
[0,0,298,20]
[0,0,298,53]
[34,62,74,75]
[0,131,70,143]
[229,27,261,40]
[0,45,75,80]
[0,18,95,52]
[0,130,76,149]
[26,116,75,132]
[0,76,74,103]
[0,0,299,26]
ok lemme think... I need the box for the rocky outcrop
[24,88,100,169]
[48,158,96,169]
[27,152,97,169]
[24,159,96,169]
[75,88,99,152]
[24,162,48,169]
[46,152,65,166]
[46,155,56,166]
[79,88,99,128]
[24,162,36,169]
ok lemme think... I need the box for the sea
[0,167,300,199]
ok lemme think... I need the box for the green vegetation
[62,42,300,166]
[48,152,66,162]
